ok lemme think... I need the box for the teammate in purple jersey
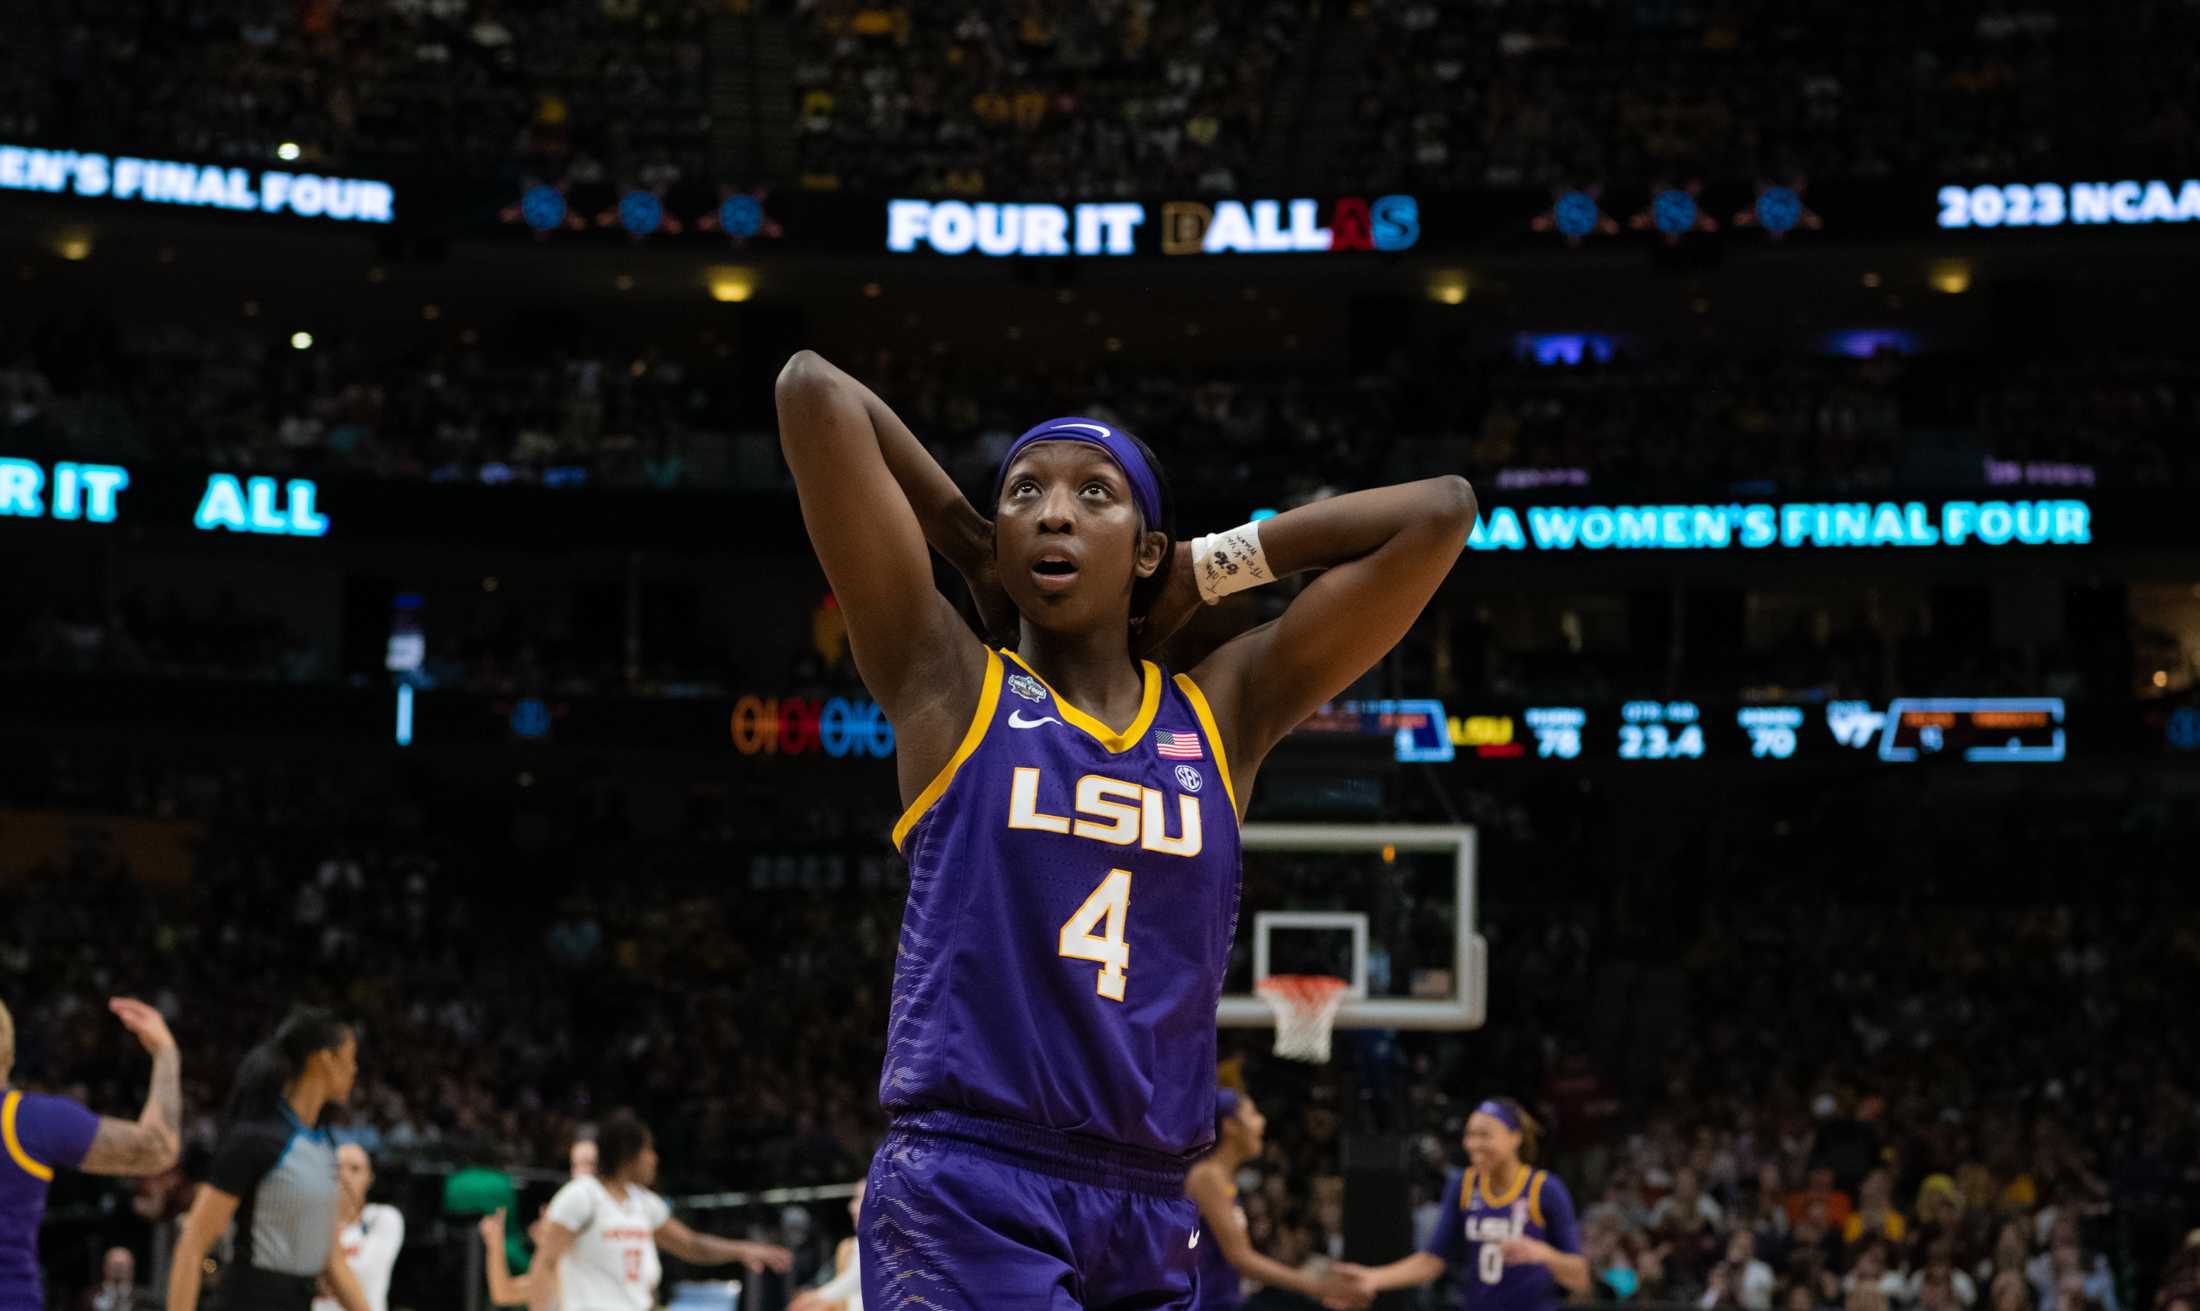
[0,996,183,1311]
[1334,1098,1588,1311]
[777,351,1474,1308]
[1187,1089,1366,1310]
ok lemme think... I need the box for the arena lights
[1928,260,1973,294]
[1936,179,2200,229]
[1465,499,2091,552]
[884,195,1420,257]
[0,144,394,224]
[1517,333,1617,365]
[706,267,756,302]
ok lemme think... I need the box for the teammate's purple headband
[1474,1099,1522,1132]
[1216,1087,1242,1130]
[996,417,1164,531]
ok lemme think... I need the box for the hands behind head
[1136,541,1202,656]
[108,998,177,1055]
[954,519,1017,644]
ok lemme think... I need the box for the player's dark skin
[774,349,1476,818]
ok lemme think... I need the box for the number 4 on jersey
[1059,868,1132,1001]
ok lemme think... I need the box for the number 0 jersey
[1422,1167,1582,1311]
[884,648,1244,1159]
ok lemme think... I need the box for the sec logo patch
[1174,765,1203,793]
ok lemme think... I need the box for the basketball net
[1255,975,1351,1063]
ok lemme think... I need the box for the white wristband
[1192,522,1274,605]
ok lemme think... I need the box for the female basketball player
[777,351,1476,1308]
[1331,1098,1586,1310]
[512,1112,791,1311]
[1188,1089,1368,1309]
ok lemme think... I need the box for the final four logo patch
[1006,672,1048,703]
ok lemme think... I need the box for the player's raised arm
[77,998,182,1177]
[1187,476,1477,784]
[775,351,990,795]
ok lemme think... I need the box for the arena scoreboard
[1295,697,2067,765]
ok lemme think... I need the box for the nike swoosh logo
[1008,711,1061,730]
[1189,1229,1200,1248]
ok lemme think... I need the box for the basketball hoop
[1256,975,1351,1063]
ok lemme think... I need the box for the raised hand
[478,1209,507,1247]
[109,997,177,1055]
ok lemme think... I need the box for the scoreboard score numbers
[1297,697,2067,766]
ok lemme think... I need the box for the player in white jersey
[490,1113,791,1311]
[312,1146,403,1311]
[787,1178,864,1311]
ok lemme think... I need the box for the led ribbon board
[0,458,330,536]
[0,144,395,224]
[1292,698,2067,764]
[1937,179,2200,229]
[1467,500,2090,552]
[886,196,1419,256]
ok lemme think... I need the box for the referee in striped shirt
[168,1010,369,1311]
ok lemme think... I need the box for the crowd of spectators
[6,1,2200,199]
[8,309,2200,496]
[791,0,2200,195]
[0,317,721,490]
[4,740,2194,1309]
[1,0,713,184]
[1344,0,2200,192]
[791,1,1300,195]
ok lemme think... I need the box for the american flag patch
[1154,730,1203,759]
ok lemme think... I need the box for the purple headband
[1216,1087,1242,1131]
[1474,1099,1521,1132]
[996,417,1163,530]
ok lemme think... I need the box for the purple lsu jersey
[1421,1167,1581,1311]
[2,1090,101,1311]
[884,648,1243,1159]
